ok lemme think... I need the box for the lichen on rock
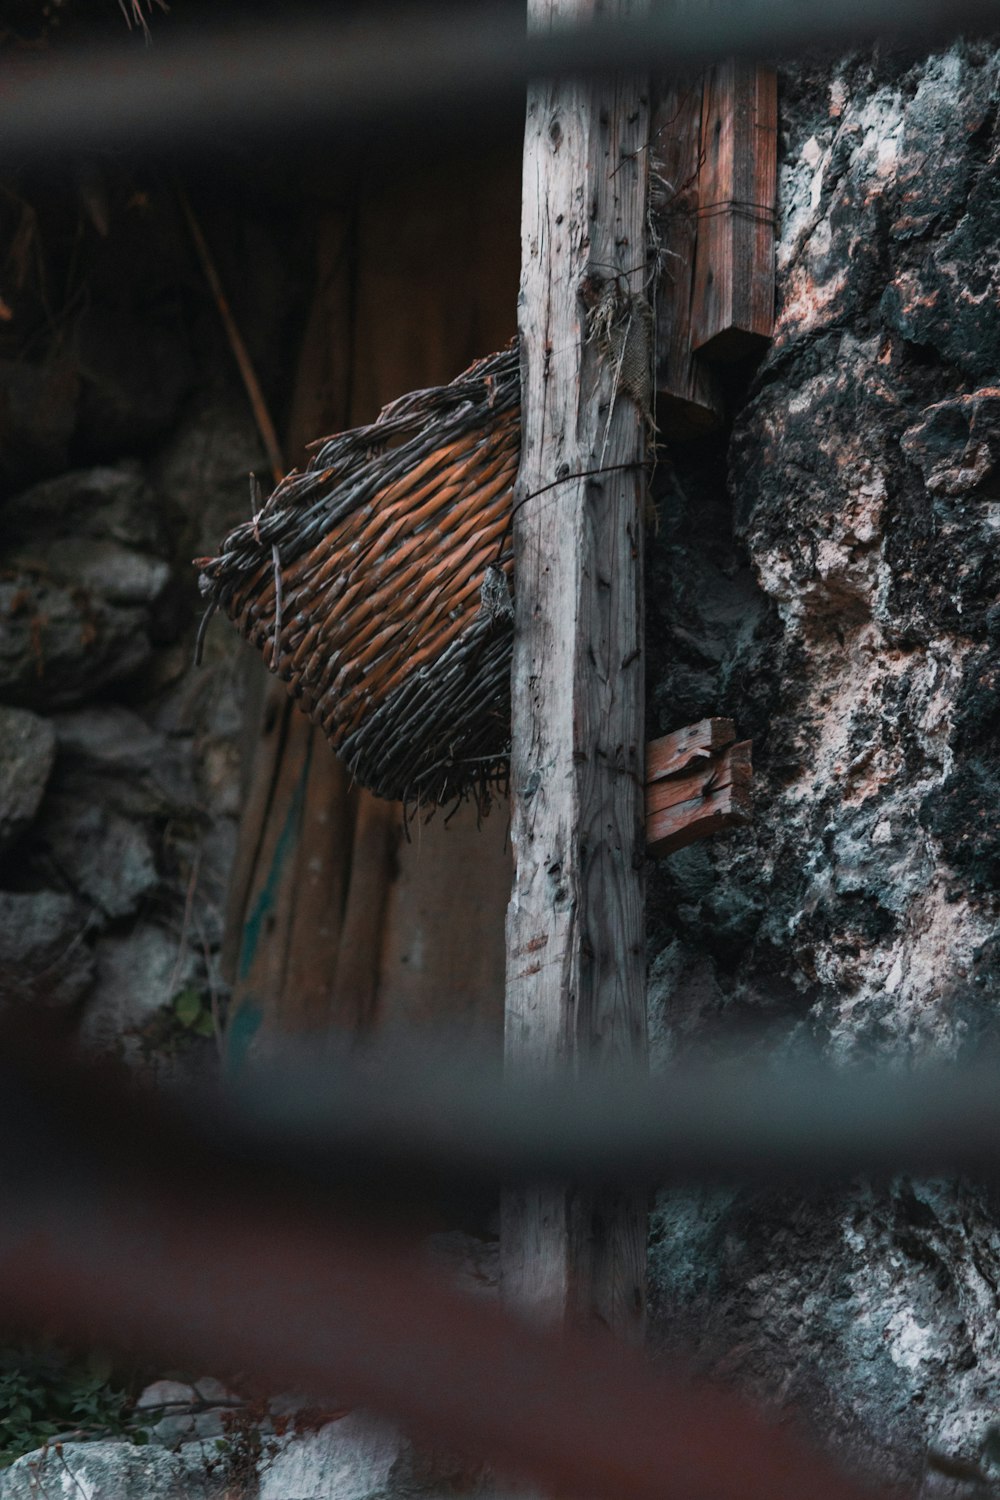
[646,37,1000,1492]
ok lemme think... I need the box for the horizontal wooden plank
[644,723,752,858]
[644,717,735,784]
[646,777,752,859]
[645,739,751,818]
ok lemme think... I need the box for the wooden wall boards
[223,147,521,1064]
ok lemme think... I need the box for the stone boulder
[1,463,167,555]
[0,889,93,1007]
[0,707,55,857]
[0,465,175,709]
[0,575,152,710]
[78,924,194,1057]
[36,796,158,921]
[0,1441,219,1500]
[259,1414,413,1500]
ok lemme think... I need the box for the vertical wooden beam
[502,0,649,1341]
[652,79,724,436]
[690,59,778,360]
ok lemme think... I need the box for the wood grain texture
[652,79,724,436]
[502,0,649,1343]
[645,738,752,858]
[644,738,750,817]
[690,59,777,360]
[644,716,735,782]
[223,210,367,1063]
[354,144,520,1043]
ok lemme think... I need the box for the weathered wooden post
[502,0,650,1339]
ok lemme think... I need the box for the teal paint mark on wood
[226,998,263,1076]
[237,733,314,983]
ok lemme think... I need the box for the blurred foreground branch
[0,1031,888,1500]
[207,1040,1000,1194]
[0,0,998,157]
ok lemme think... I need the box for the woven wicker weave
[196,345,520,808]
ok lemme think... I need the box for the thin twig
[175,181,284,486]
[271,542,283,670]
[167,848,201,1003]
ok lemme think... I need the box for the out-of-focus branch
[0,0,996,158]
[0,1040,886,1500]
[176,182,284,487]
[209,1041,1000,1193]
[6,1026,1000,1203]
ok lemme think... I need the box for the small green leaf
[173,988,202,1028]
[193,1010,216,1039]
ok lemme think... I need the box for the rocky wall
[646,38,1000,1496]
[0,408,264,1071]
[0,159,301,1073]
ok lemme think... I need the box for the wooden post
[690,59,778,359]
[502,0,649,1340]
[652,80,724,437]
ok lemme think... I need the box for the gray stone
[259,1414,408,1500]
[901,387,1000,501]
[0,1440,220,1499]
[39,796,158,919]
[0,464,173,708]
[2,462,168,555]
[136,1379,199,1411]
[193,1377,240,1406]
[153,395,266,559]
[15,537,172,607]
[0,575,152,709]
[52,706,197,819]
[79,924,192,1055]
[0,889,93,1007]
[54,706,166,773]
[147,1410,228,1449]
[0,706,56,855]
[135,1378,242,1449]
[645,40,1000,1495]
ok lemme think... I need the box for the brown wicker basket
[195,344,520,809]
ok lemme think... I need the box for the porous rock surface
[0,706,56,856]
[0,426,258,1060]
[647,39,1000,1495]
[0,1441,220,1500]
